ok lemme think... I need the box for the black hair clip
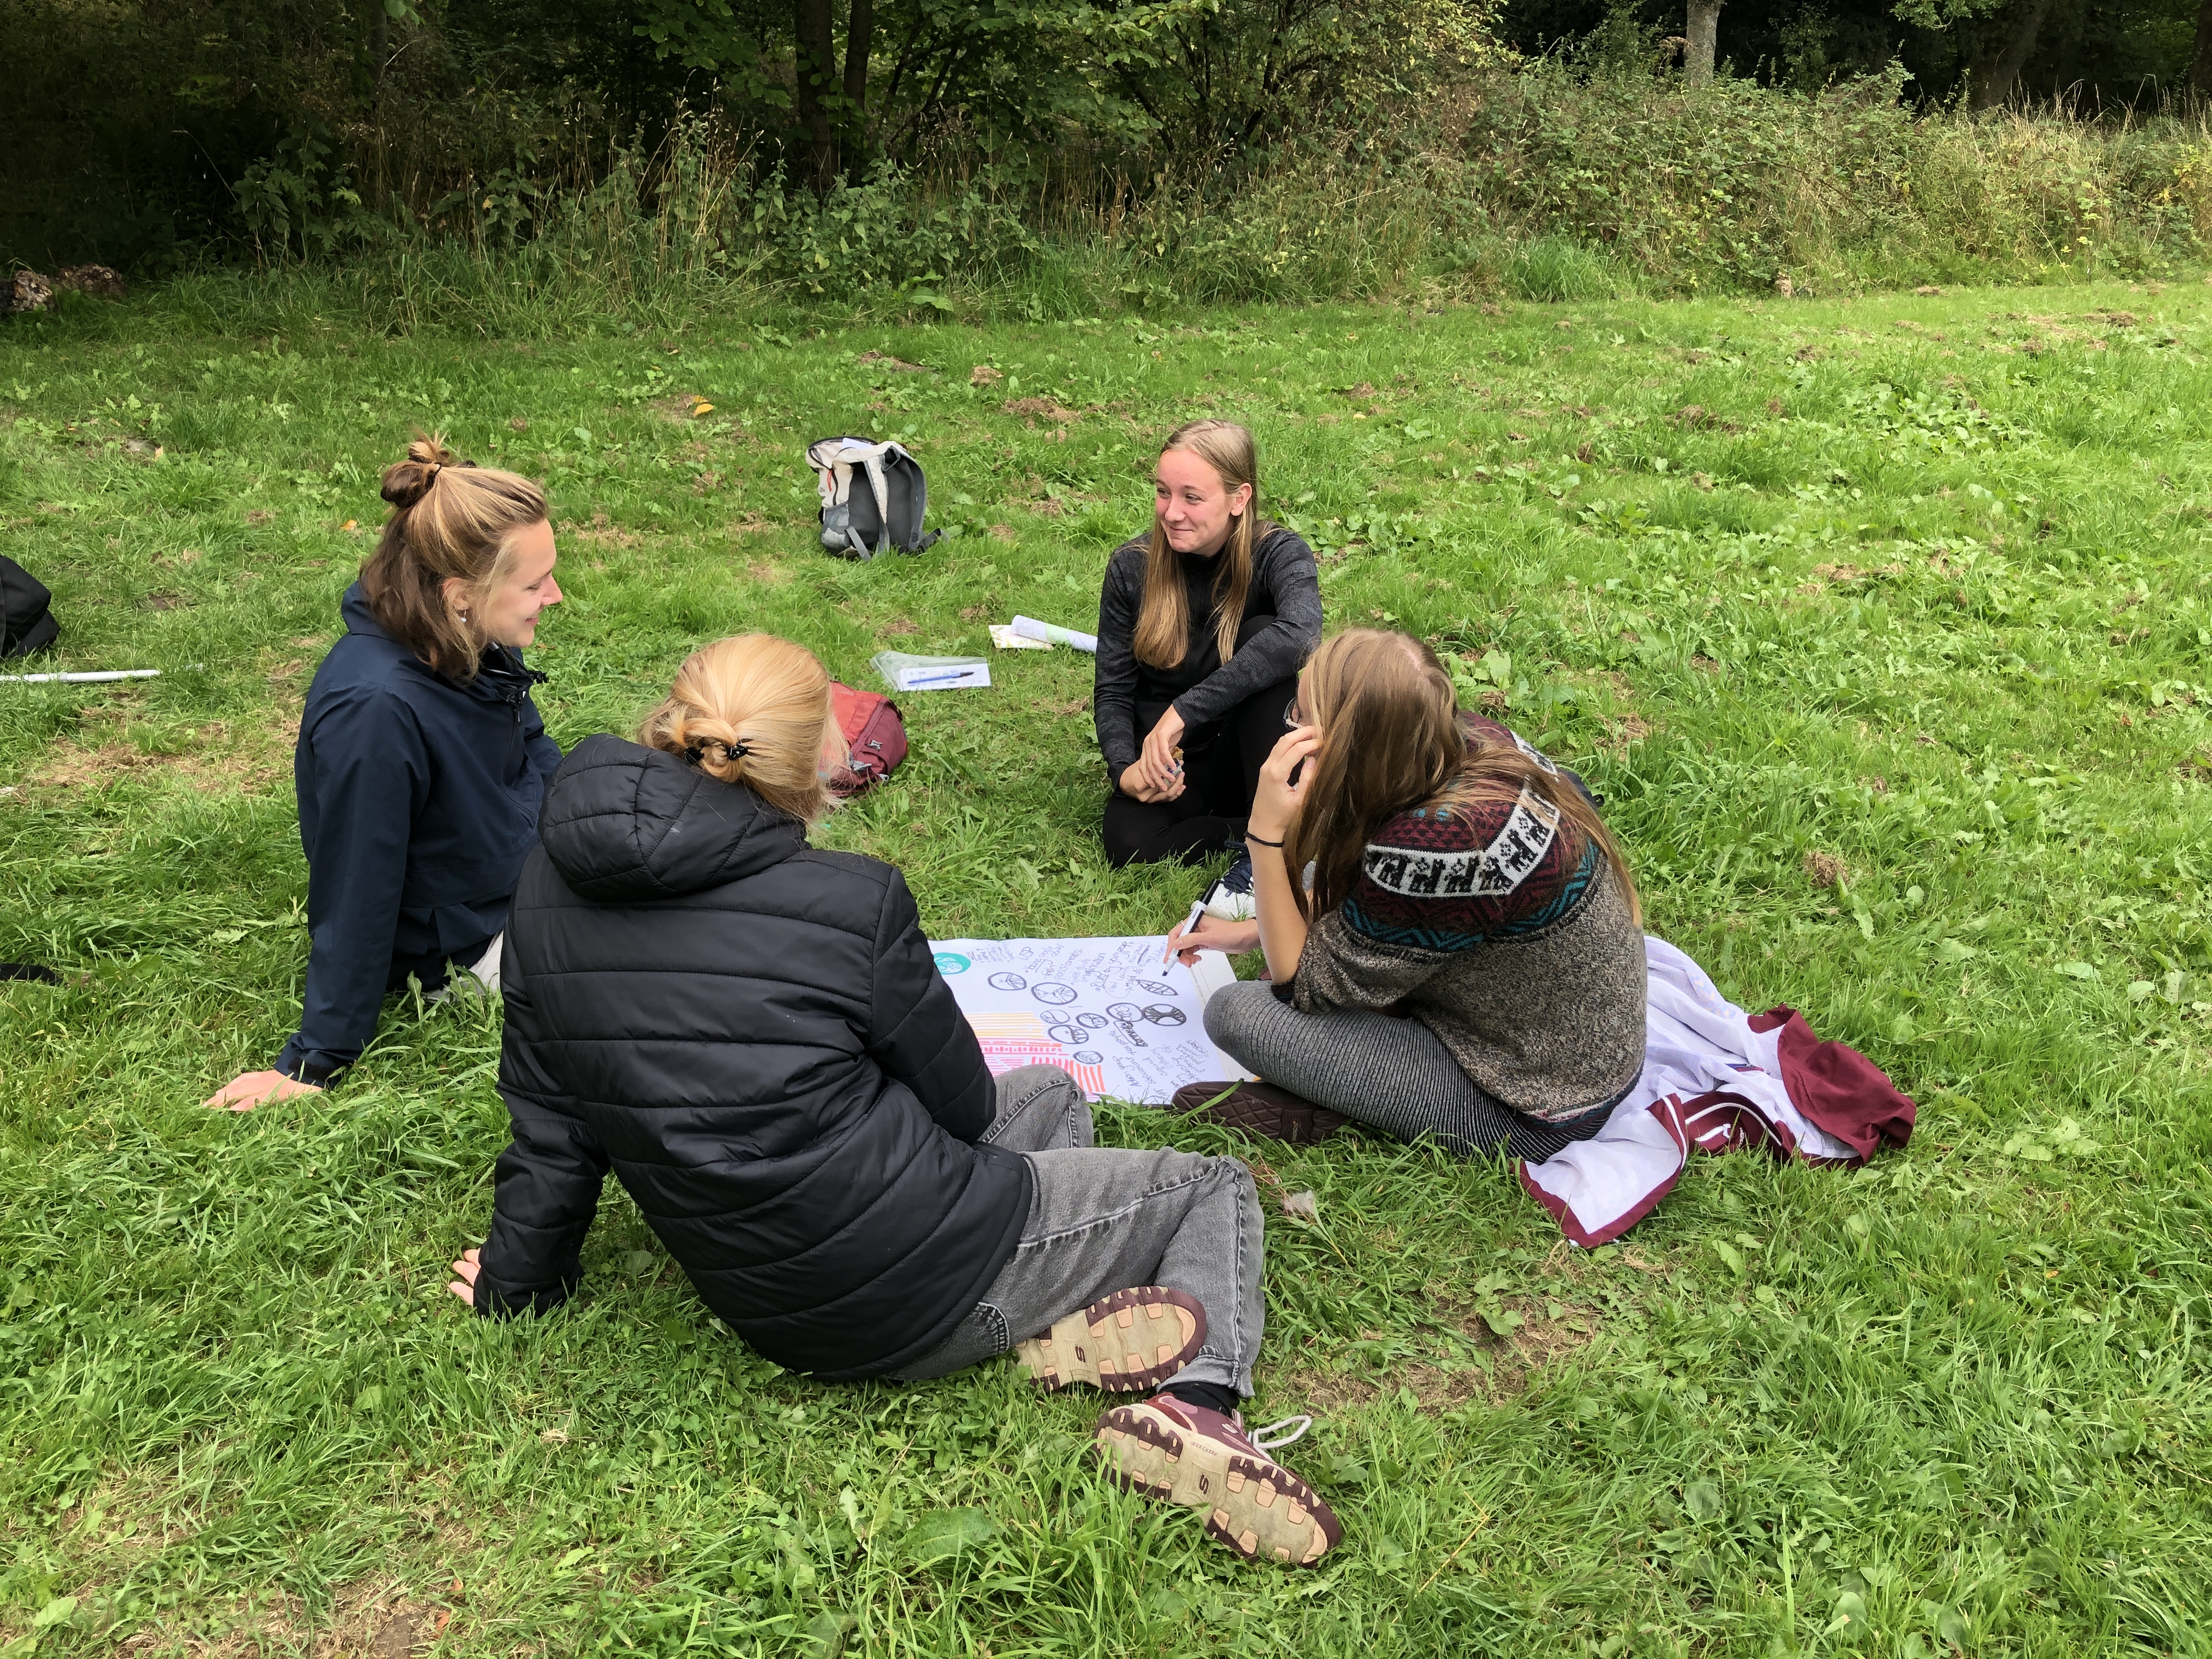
[683,739,751,766]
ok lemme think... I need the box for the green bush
[63,64,2212,332]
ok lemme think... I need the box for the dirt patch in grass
[1803,850,1848,887]
[1002,397,1081,424]
[1600,712,1653,754]
[1285,1295,1603,1417]
[860,351,934,373]
[30,706,297,795]
[649,390,715,423]
[563,511,641,549]
[110,1576,450,1659]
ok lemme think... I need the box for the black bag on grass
[806,437,941,560]
[0,555,58,656]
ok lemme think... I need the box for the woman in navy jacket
[205,437,563,1110]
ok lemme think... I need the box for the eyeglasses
[1283,695,1310,730]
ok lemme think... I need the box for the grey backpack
[806,436,941,560]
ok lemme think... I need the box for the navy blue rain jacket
[274,584,562,1084]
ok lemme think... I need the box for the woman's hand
[202,1069,323,1112]
[1136,706,1188,799]
[447,1247,482,1308]
[1119,759,1183,805]
[1166,914,1261,966]
[1250,725,1321,842]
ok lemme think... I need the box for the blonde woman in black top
[1093,420,1324,867]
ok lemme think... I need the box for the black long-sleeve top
[1092,525,1324,777]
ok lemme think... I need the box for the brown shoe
[1014,1286,1207,1393]
[1169,1080,1348,1145]
[1093,1394,1342,1566]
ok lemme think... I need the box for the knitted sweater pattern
[1287,720,1647,1119]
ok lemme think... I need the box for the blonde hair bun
[639,635,838,826]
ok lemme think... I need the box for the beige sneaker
[1093,1394,1342,1566]
[1014,1286,1206,1393]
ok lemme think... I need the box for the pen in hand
[1164,899,1206,964]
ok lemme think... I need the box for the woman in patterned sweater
[1175,629,1648,1159]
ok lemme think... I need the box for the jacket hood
[341,581,392,641]
[539,733,808,901]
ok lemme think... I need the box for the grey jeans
[1205,980,1612,1162]
[893,1065,1264,1396]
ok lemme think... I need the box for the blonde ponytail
[638,635,838,825]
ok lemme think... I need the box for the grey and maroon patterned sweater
[1282,715,1647,1120]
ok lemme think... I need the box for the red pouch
[828,681,908,798]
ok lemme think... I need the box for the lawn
[2,278,2210,1658]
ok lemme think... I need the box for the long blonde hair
[361,435,546,680]
[637,635,837,825]
[1282,630,1640,927]
[1133,419,1272,670]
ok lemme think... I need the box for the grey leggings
[1204,981,1614,1162]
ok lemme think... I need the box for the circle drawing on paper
[1106,1002,1142,1024]
[1076,1011,1109,1029]
[988,972,1028,991]
[1134,979,1177,997]
[1071,1051,1102,1065]
[1140,1004,1186,1026]
[933,952,970,975]
[1031,982,1077,1006]
[1049,1025,1085,1046]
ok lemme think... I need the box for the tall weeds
[150,71,2212,335]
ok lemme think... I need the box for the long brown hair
[1282,630,1641,927]
[360,435,547,680]
[1133,419,1273,670]
[637,634,837,826]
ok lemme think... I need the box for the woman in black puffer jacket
[446,634,1341,1568]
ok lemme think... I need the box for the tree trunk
[1684,0,1722,86]
[842,0,874,183]
[1970,0,2052,110]
[793,0,839,190]
[2190,0,2212,104]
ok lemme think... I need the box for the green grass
[3,278,2210,1659]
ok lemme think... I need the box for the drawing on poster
[928,935,1249,1104]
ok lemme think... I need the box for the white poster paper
[927,936,1250,1104]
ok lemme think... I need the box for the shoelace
[1249,1414,1312,1452]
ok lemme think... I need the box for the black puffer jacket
[471,734,1031,1381]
